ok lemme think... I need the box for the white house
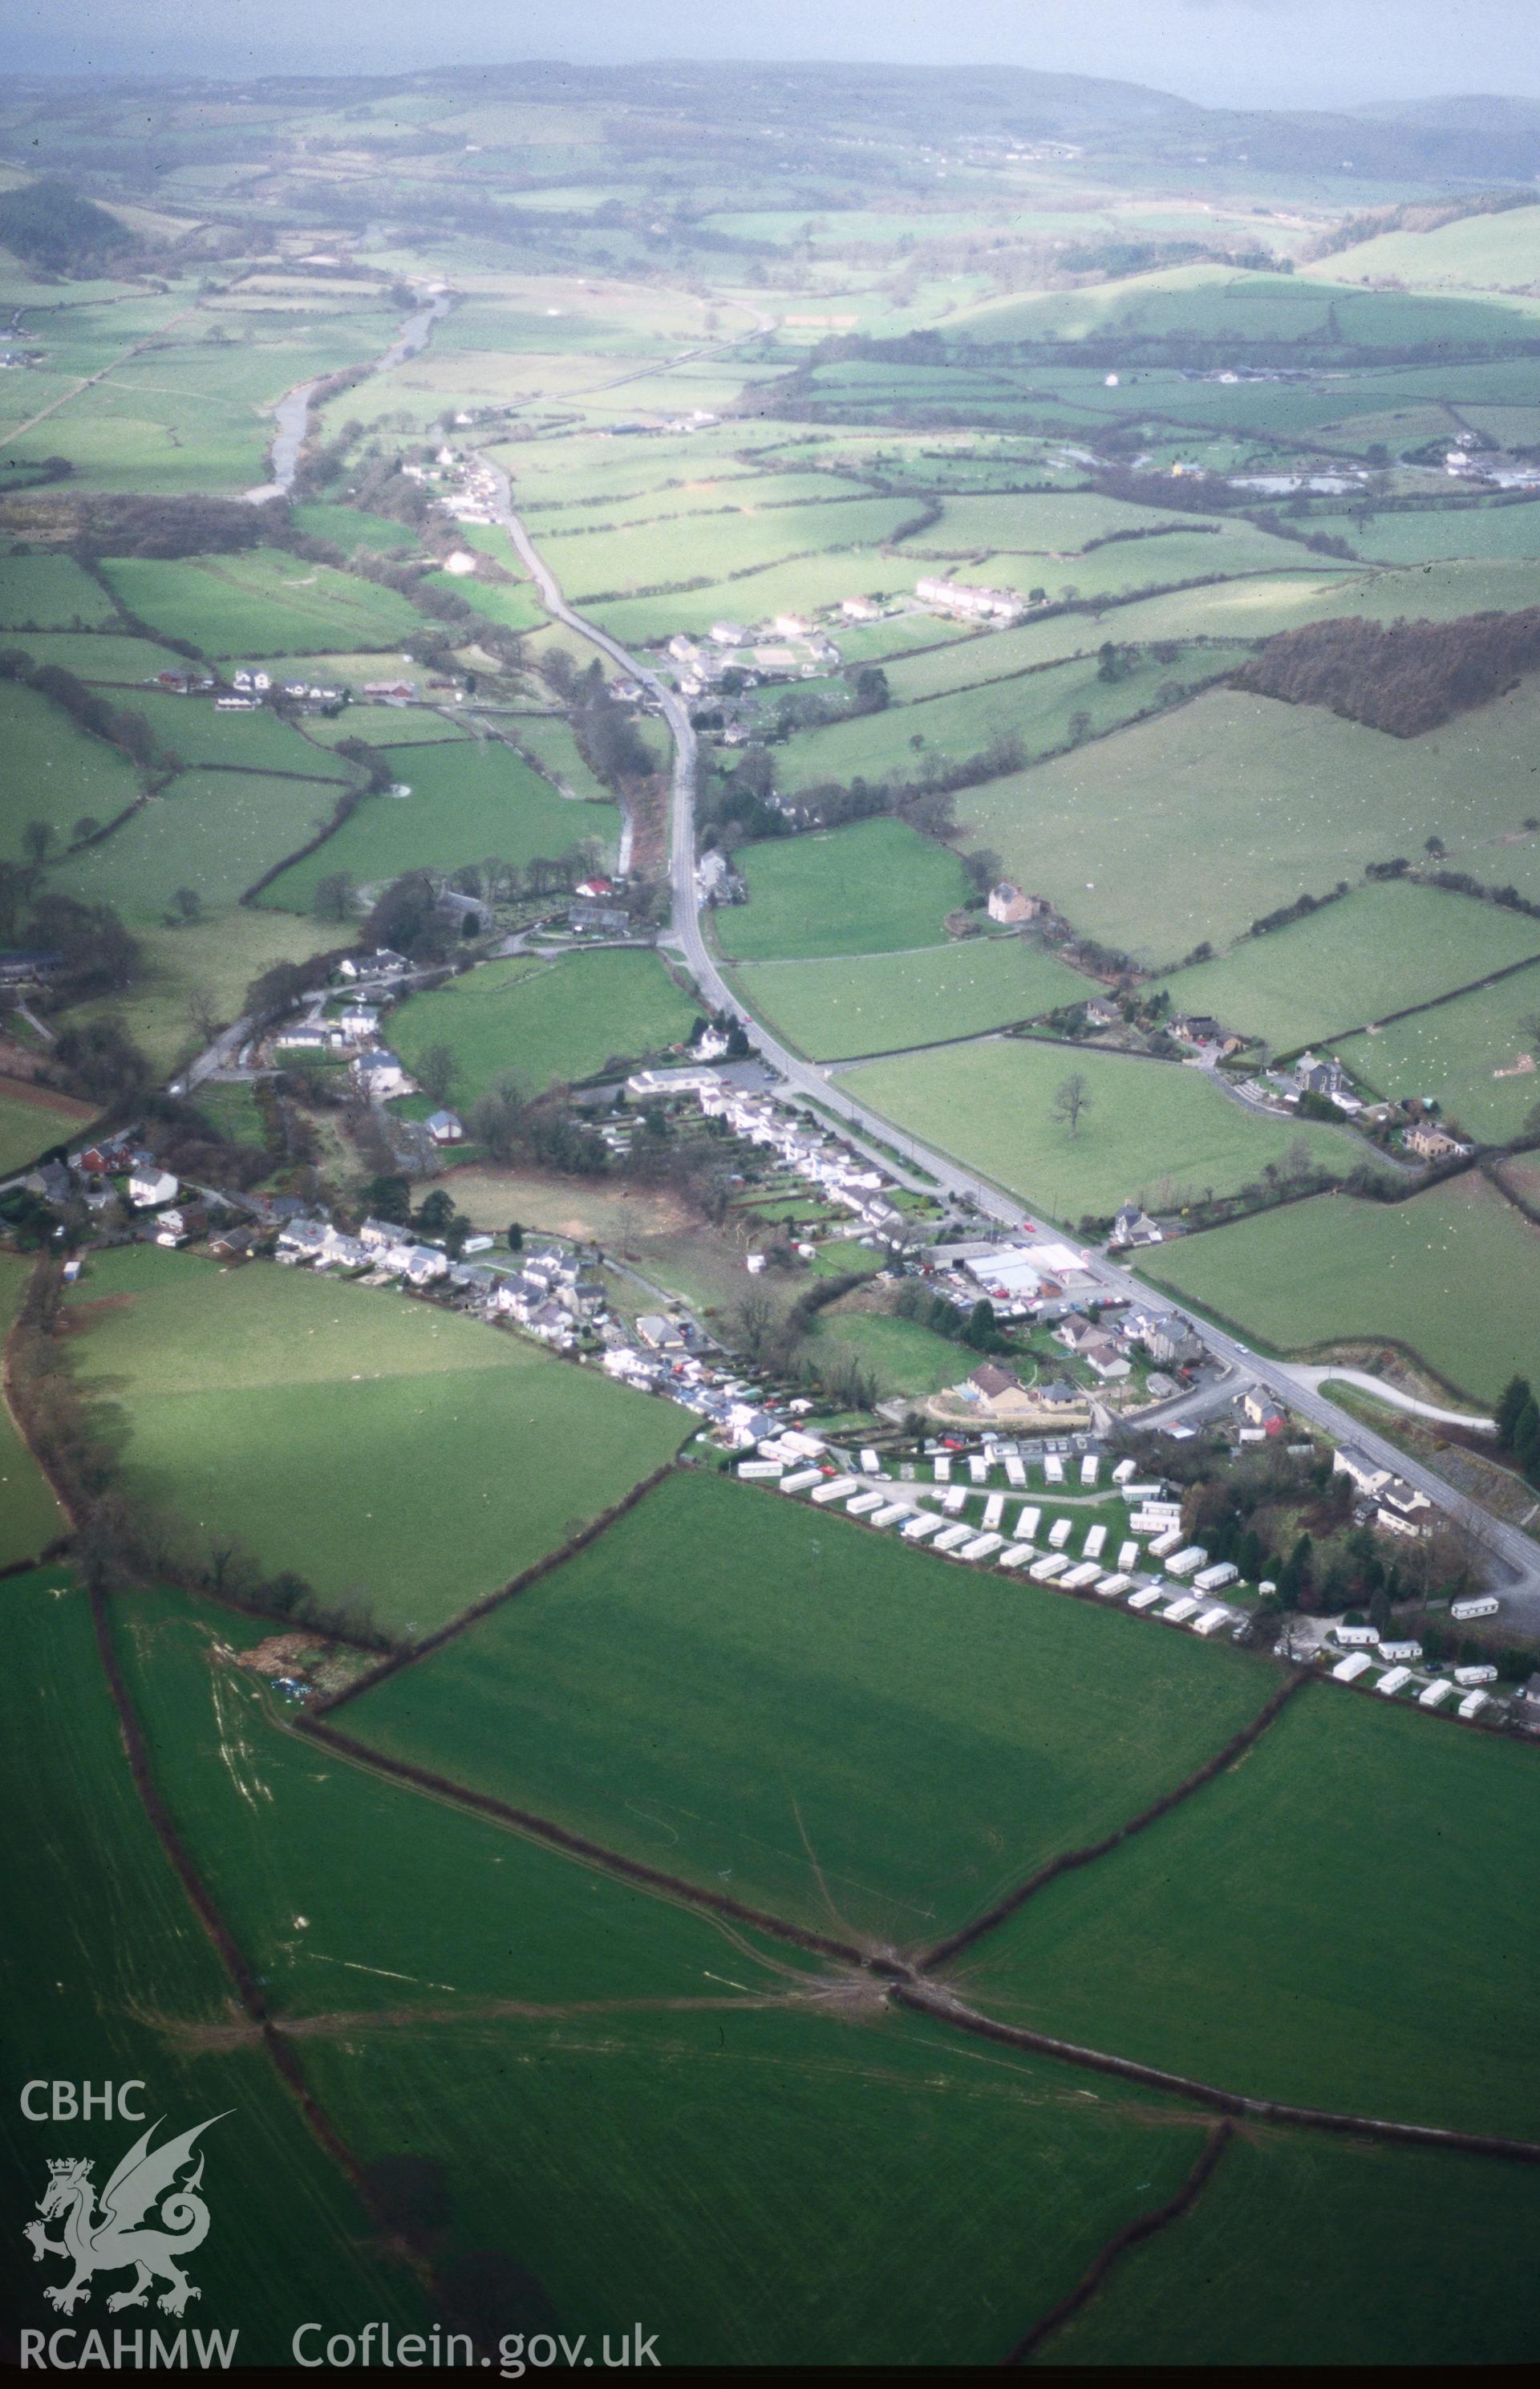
[426,1109,465,1146]
[352,1048,411,1099]
[128,1166,178,1209]
[338,948,408,982]
[915,577,1023,625]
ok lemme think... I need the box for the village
[14,1001,1532,1741]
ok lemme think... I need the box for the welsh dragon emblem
[25,2113,227,2317]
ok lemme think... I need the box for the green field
[303,1998,1208,2367]
[299,702,468,748]
[0,550,119,627]
[1153,882,1540,1056]
[591,549,914,647]
[504,712,611,803]
[1143,1170,1540,1397]
[1311,498,1540,565]
[979,521,1328,604]
[0,629,192,680]
[1048,2128,1540,2367]
[52,766,345,919]
[540,493,917,602]
[344,1470,1279,1945]
[804,1304,975,1397]
[956,679,1540,963]
[715,819,971,963]
[845,1035,1360,1224]
[0,676,144,860]
[3,298,405,495]
[953,1686,1540,2142]
[772,646,1242,793]
[733,935,1089,1059]
[111,1583,808,2018]
[391,947,699,1101]
[65,909,345,1076]
[0,1077,95,1176]
[1314,202,1540,293]
[0,1572,431,2362]
[261,737,618,911]
[943,261,1540,353]
[101,550,425,658]
[289,501,420,553]
[907,490,1196,555]
[0,1255,66,1564]
[1336,959,1540,1141]
[66,1245,687,1637]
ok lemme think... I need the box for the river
[244,290,453,504]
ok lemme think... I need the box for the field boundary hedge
[921,1673,1307,1972]
[1003,2120,1234,2363]
[893,1982,1540,2163]
[293,1711,880,1973]
[314,1454,687,1714]
[1281,944,1540,1072]
[239,777,365,906]
[87,1587,444,2314]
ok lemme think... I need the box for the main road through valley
[486,463,1540,1624]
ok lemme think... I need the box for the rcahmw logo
[20,2081,236,2365]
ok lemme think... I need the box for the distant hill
[415,59,1540,184]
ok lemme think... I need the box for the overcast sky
[10,0,1540,112]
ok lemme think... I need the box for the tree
[413,1187,455,1237]
[51,1016,152,1104]
[170,886,201,925]
[72,816,102,845]
[1495,1375,1533,1450]
[965,1297,998,1351]
[22,819,54,871]
[314,870,356,923]
[960,847,1003,899]
[731,1289,778,1367]
[1511,1397,1540,1474]
[1067,710,1092,745]
[1051,1072,1091,1139]
[506,1221,524,1252]
[363,1173,411,1224]
[415,1041,460,1106]
[186,985,221,1046]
